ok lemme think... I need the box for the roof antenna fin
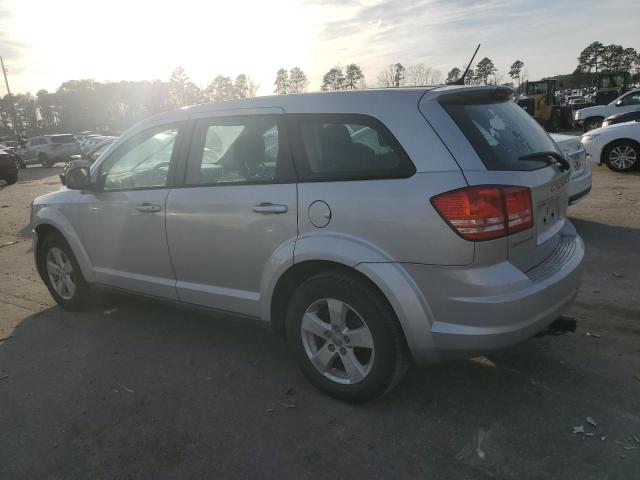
[450,44,481,86]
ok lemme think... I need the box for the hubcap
[46,247,76,300]
[609,145,637,170]
[300,298,375,385]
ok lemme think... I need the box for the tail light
[431,186,533,241]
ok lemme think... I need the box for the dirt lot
[1,165,639,480]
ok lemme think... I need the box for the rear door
[420,88,571,271]
[165,109,298,317]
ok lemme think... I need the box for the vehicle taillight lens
[431,186,533,241]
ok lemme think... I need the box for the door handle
[137,203,162,213]
[251,202,288,214]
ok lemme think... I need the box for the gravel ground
[1,165,639,480]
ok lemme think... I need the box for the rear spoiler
[436,86,514,105]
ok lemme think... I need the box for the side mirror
[616,100,623,107]
[66,166,92,190]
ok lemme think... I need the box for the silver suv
[18,134,82,167]
[31,86,584,402]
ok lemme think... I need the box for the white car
[550,133,591,204]
[575,89,640,132]
[580,121,640,173]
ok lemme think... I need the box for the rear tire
[603,141,639,173]
[583,117,603,132]
[285,270,409,403]
[39,233,90,310]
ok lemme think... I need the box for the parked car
[17,134,82,167]
[581,121,640,172]
[0,148,18,184]
[575,89,640,132]
[31,86,584,402]
[60,137,118,185]
[602,110,640,127]
[81,135,116,152]
[0,140,18,154]
[74,132,99,145]
[550,134,591,204]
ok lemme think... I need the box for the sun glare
[10,0,320,94]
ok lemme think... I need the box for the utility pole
[0,56,20,139]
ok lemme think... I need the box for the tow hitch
[534,316,577,337]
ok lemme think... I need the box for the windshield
[442,99,559,171]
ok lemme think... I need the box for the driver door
[77,122,184,299]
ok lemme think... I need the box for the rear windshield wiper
[518,151,570,171]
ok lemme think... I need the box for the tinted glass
[101,127,177,190]
[621,92,640,106]
[186,116,288,185]
[443,100,559,171]
[292,114,414,181]
[51,135,77,144]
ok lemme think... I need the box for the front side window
[185,115,291,185]
[620,92,640,106]
[100,126,178,190]
[290,114,414,181]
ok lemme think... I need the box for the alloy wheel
[300,298,375,385]
[46,247,76,300]
[609,145,637,170]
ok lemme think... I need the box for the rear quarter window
[442,99,559,171]
[287,113,415,181]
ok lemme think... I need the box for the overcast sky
[1,0,638,96]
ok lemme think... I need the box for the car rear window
[442,99,559,171]
[51,135,77,144]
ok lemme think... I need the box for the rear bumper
[400,221,584,363]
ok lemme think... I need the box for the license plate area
[536,195,563,245]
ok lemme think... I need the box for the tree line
[2,41,638,139]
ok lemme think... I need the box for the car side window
[288,113,415,181]
[621,92,640,106]
[100,125,179,191]
[185,115,293,185]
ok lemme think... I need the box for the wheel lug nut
[327,344,335,352]
[333,325,340,332]
[339,347,346,355]
[343,336,350,344]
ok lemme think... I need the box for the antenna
[449,44,481,86]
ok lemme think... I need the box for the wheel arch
[32,216,94,283]
[267,258,438,365]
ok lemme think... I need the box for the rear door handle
[137,203,162,213]
[251,202,288,214]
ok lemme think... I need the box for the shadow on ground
[1,291,639,480]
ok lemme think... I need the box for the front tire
[39,153,53,168]
[3,173,17,185]
[285,270,409,403]
[39,233,90,310]
[603,141,639,173]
